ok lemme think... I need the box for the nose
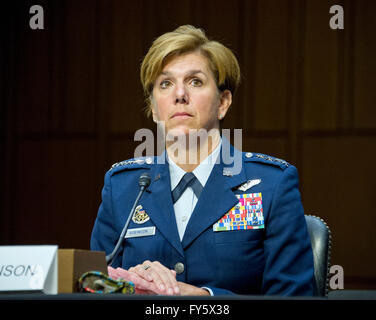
[174,83,189,104]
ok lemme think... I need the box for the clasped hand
[108,260,209,296]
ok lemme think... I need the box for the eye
[190,78,203,87]
[159,80,172,89]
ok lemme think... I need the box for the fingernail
[159,284,165,291]
[174,286,179,294]
[167,288,173,295]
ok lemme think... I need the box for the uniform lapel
[141,154,184,257]
[181,146,248,250]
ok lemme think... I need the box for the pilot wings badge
[237,179,261,192]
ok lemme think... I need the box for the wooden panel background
[1,0,376,290]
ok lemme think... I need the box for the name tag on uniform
[125,226,156,238]
[213,193,265,232]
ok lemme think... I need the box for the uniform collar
[145,139,249,252]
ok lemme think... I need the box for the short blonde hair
[140,25,241,117]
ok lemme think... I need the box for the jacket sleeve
[261,165,314,296]
[203,286,235,296]
[90,171,122,267]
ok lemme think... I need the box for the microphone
[106,172,151,266]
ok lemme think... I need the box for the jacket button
[174,262,184,274]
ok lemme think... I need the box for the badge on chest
[213,193,265,231]
[132,205,150,224]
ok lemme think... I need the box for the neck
[166,129,221,172]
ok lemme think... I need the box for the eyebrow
[160,70,207,78]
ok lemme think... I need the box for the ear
[152,109,158,123]
[150,96,158,123]
[217,90,232,120]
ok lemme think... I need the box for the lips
[171,112,192,118]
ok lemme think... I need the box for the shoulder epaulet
[243,152,291,170]
[109,157,154,173]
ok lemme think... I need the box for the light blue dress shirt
[168,140,222,241]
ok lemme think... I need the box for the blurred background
[1,0,375,290]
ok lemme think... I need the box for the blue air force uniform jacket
[90,144,314,296]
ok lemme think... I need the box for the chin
[166,126,192,138]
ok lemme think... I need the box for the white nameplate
[0,245,58,294]
[125,226,156,238]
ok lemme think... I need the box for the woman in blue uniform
[90,25,314,296]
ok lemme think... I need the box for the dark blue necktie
[172,172,203,204]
